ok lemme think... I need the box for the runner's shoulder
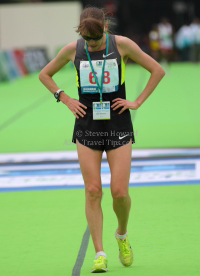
[60,40,77,55]
[114,35,138,59]
[115,35,137,49]
[57,41,77,62]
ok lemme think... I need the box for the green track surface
[0,63,200,153]
[1,63,200,276]
[0,185,200,276]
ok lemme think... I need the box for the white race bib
[80,59,119,94]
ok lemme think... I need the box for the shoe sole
[91,268,108,273]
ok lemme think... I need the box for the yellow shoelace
[94,256,104,264]
[120,239,130,255]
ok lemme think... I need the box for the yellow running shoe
[115,230,134,266]
[91,255,108,273]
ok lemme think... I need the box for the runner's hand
[61,94,87,119]
[111,98,140,114]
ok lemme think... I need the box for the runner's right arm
[39,41,87,118]
[39,41,76,97]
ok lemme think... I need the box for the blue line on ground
[0,164,195,177]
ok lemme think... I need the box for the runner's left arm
[117,36,165,107]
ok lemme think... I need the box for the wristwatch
[54,89,64,102]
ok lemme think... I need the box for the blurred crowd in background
[149,17,200,63]
[0,0,200,63]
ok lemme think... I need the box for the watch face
[54,92,59,99]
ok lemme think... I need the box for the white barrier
[0,2,82,59]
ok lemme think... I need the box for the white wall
[0,2,82,59]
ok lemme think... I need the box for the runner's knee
[85,182,102,200]
[111,186,128,199]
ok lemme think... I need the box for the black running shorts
[72,107,135,151]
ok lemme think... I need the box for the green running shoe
[91,255,108,273]
[115,230,134,266]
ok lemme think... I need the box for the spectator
[190,18,200,62]
[158,17,174,63]
[175,22,193,61]
[149,24,160,61]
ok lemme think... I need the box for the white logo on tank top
[103,52,114,58]
[119,134,129,140]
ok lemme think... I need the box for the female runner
[39,6,165,273]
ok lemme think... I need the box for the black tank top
[74,34,127,110]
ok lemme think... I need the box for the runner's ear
[104,22,108,32]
